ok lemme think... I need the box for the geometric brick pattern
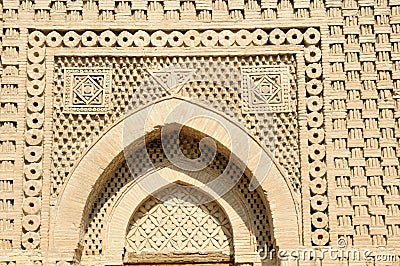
[83,132,273,258]
[241,65,292,113]
[126,185,233,254]
[327,0,400,248]
[51,55,301,199]
[63,68,112,113]
[2,0,400,264]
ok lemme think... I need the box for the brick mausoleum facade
[1,0,400,265]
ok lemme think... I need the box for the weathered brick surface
[0,0,400,265]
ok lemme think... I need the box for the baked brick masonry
[0,0,400,265]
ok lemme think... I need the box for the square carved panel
[241,65,292,113]
[63,68,112,113]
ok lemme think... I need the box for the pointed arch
[102,168,254,264]
[50,96,300,263]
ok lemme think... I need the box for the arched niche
[50,97,300,265]
[98,168,257,264]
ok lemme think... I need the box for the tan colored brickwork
[0,0,400,265]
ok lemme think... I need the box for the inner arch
[124,184,234,263]
[51,97,300,263]
[81,130,274,261]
